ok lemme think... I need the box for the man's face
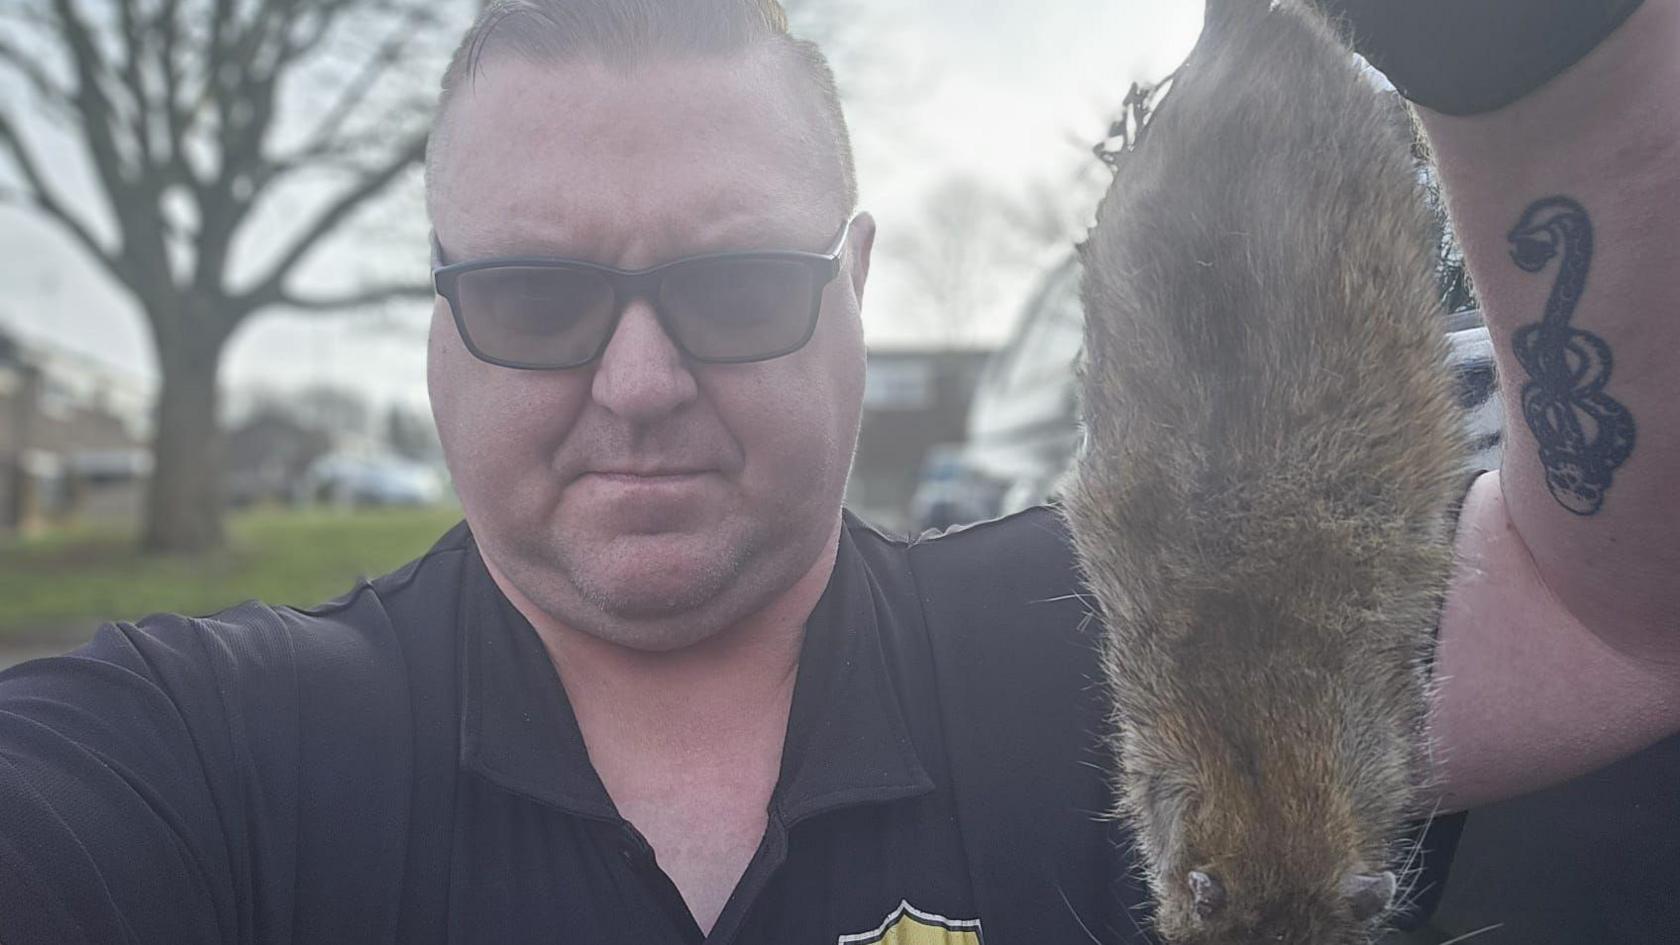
[427,48,873,651]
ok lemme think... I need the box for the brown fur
[1061,2,1467,942]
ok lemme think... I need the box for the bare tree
[0,0,449,551]
[906,177,1017,346]
[887,169,1106,348]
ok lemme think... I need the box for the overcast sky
[0,0,1203,416]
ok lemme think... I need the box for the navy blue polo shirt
[0,508,1456,944]
[1421,730,1680,943]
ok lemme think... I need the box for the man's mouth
[585,468,712,481]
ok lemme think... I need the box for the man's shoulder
[847,504,1082,596]
[300,518,475,627]
[0,527,476,944]
[1,521,475,802]
[215,518,471,655]
[843,503,1102,738]
[12,521,475,726]
[846,504,1091,646]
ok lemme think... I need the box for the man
[1,1,1676,944]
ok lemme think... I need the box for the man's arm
[1422,0,1680,808]
[0,620,237,943]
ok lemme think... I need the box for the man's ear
[846,211,876,300]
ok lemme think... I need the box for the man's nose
[590,299,699,421]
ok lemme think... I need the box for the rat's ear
[1340,870,1397,921]
[1188,869,1227,919]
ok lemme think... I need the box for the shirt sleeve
[0,614,292,945]
[1315,0,1645,115]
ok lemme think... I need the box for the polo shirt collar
[773,520,935,824]
[457,523,933,823]
[457,544,617,819]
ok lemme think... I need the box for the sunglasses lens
[454,266,617,367]
[658,258,820,361]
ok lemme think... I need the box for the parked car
[959,256,1086,518]
[907,444,1004,532]
[302,453,447,508]
[946,256,1502,524]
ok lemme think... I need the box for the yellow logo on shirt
[838,901,983,945]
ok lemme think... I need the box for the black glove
[1315,0,1646,115]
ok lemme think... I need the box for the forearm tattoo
[1507,196,1636,515]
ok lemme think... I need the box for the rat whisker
[1056,884,1108,945]
[1396,796,1445,879]
[1434,922,1504,945]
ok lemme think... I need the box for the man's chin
[584,578,726,623]
[563,574,747,652]
[567,535,747,620]
[497,514,822,651]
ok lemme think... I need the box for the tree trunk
[3,364,44,532]
[141,323,228,553]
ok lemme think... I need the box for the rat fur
[1062,1,1468,942]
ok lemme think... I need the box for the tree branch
[115,0,156,169]
[283,5,436,165]
[195,0,311,300]
[0,33,76,116]
[0,108,129,288]
[205,0,236,114]
[238,128,426,313]
[49,0,132,200]
[156,0,188,172]
[279,280,433,312]
[205,0,314,193]
[46,0,182,313]
[269,105,429,177]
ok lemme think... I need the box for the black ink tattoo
[1507,196,1635,515]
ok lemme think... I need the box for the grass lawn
[0,504,464,646]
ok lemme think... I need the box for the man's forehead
[439,196,831,264]
[430,51,843,259]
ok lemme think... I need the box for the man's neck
[536,573,818,759]
[483,523,842,933]
[515,526,836,747]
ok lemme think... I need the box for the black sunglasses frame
[431,218,853,370]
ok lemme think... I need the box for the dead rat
[1062,1,1468,943]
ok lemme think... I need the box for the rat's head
[1119,703,1408,945]
[1126,768,1402,945]
[1153,859,1396,945]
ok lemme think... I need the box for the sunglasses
[431,218,853,370]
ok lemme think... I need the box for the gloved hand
[1311,0,1645,115]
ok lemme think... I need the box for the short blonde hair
[427,0,857,214]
